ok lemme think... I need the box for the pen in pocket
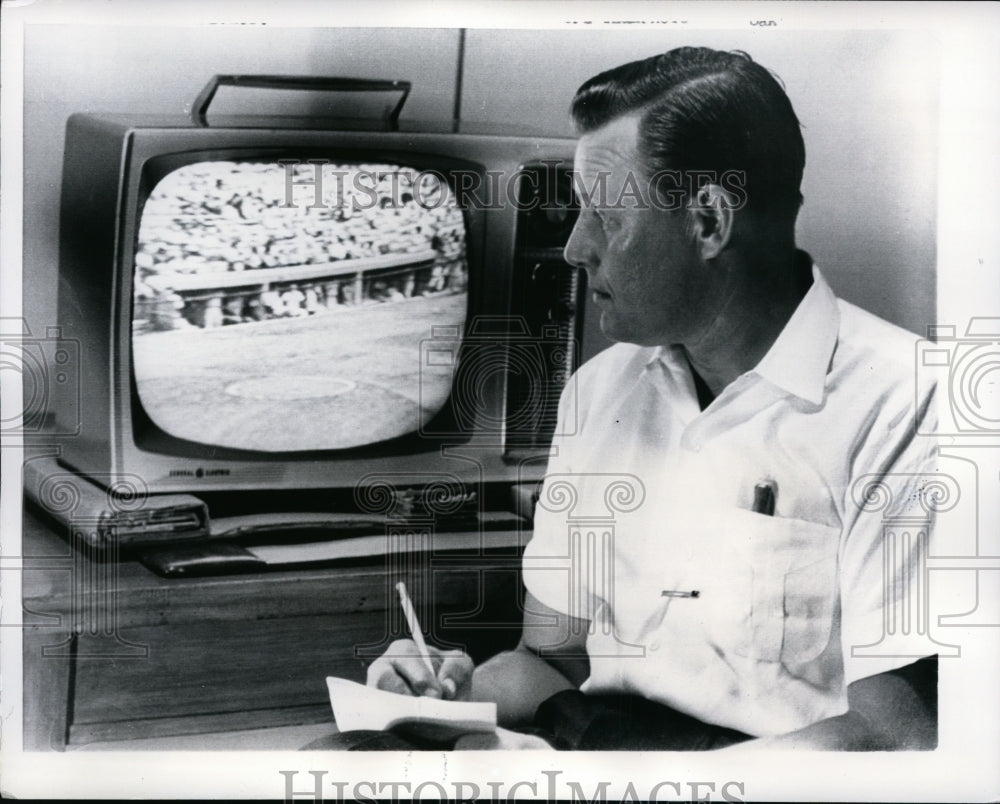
[752,480,776,516]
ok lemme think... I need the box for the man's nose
[562,214,596,272]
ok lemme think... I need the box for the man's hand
[366,638,474,700]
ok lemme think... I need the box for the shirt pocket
[724,508,840,667]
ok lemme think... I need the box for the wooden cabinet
[21,510,525,749]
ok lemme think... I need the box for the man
[368,47,938,750]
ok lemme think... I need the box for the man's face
[564,114,722,348]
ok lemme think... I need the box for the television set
[54,76,594,520]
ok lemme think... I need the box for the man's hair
[571,47,805,223]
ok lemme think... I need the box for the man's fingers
[367,660,412,696]
[394,657,443,698]
[437,650,474,699]
[375,639,443,697]
[438,650,473,682]
[366,641,473,699]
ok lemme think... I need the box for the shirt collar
[752,261,840,405]
[644,257,840,406]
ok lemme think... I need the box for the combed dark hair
[571,47,805,222]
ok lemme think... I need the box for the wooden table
[21,508,525,750]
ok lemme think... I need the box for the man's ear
[687,183,735,260]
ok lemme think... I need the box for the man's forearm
[721,665,937,751]
[721,711,884,751]
[723,709,934,751]
[471,644,577,728]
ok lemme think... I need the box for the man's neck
[682,249,811,399]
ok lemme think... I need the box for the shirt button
[649,641,660,652]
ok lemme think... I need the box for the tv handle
[190,74,412,129]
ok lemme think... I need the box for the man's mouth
[591,288,611,302]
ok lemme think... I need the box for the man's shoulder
[835,299,922,371]
[833,298,935,403]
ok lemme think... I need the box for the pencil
[395,581,436,677]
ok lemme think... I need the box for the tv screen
[132,160,468,452]
[55,111,580,493]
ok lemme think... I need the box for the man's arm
[471,591,590,728]
[723,656,937,751]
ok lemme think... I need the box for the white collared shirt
[522,265,940,737]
